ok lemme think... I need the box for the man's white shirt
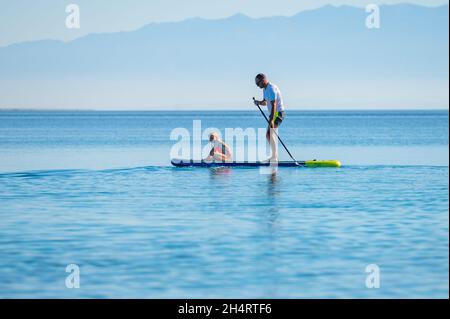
[263,82,285,113]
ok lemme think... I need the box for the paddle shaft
[252,97,299,164]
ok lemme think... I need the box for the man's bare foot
[260,157,278,164]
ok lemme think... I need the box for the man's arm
[254,99,267,106]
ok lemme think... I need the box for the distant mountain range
[0,4,448,110]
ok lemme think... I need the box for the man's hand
[269,120,275,128]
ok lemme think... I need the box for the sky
[0,1,448,110]
[0,0,448,47]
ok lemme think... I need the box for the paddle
[253,97,300,165]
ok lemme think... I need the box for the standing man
[253,73,285,162]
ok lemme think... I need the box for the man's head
[255,73,268,89]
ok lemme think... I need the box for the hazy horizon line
[1,108,448,112]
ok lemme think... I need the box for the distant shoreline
[0,108,448,113]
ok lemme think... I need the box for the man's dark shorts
[274,111,285,127]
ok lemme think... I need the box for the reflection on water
[209,167,233,178]
[267,168,278,193]
[266,168,281,230]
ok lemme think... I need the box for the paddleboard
[171,159,341,168]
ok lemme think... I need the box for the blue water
[0,110,448,298]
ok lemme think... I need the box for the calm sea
[0,110,448,298]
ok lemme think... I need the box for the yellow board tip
[305,160,341,168]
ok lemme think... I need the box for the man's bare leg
[266,126,279,162]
